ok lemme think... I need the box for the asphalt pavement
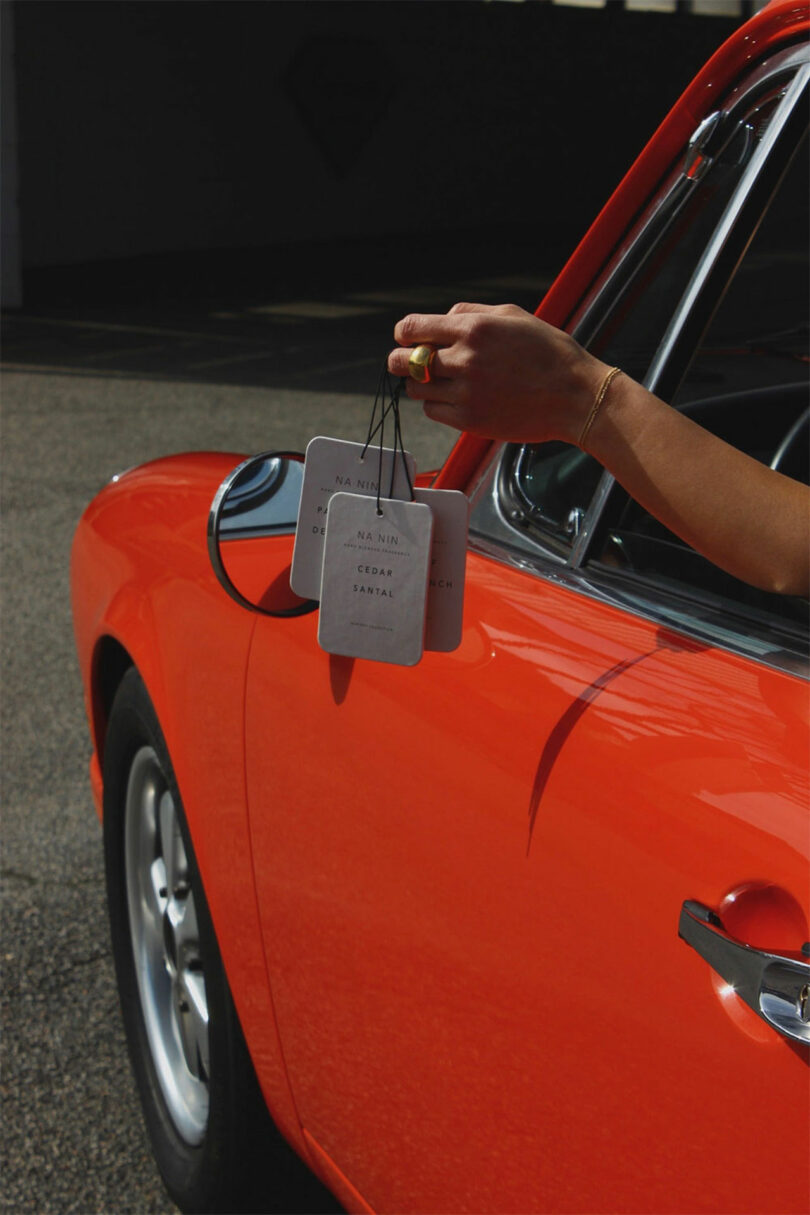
[0,248,552,1214]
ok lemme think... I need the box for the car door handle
[679,900,810,1046]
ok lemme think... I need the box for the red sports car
[71,4,809,1212]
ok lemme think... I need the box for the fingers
[402,376,462,403]
[393,302,525,346]
[423,401,465,432]
[387,344,452,382]
[389,354,466,404]
[387,344,419,379]
[393,312,465,347]
[447,302,491,316]
[448,301,525,317]
[389,303,532,412]
[389,303,503,383]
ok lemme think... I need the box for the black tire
[103,667,339,1215]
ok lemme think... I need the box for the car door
[243,45,809,1214]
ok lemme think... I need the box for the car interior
[505,90,808,640]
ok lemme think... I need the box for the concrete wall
[11,1,738,273]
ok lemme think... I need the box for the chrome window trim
[468,51,810,679]
[467,442,568,569]
[467,517,809,681]
[642,60,810,399]
[574,57,810,573]
[568,42,810,343]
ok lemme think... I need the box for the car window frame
[468,46,810,678]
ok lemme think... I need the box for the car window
[469,45,808,667]
[490,50,804,561]
[497,442,604,557]
[586,129,809,638]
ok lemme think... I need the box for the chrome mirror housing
[207,451,316,616]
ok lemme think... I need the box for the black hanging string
[391,380,414,502]
[375,383,386,516]
[388,378,399,501]
[386,377,414,501]
[361,362,389,460]
[360,363,415,516]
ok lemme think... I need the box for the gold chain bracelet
[577,366,622,451]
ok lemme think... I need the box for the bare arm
[388,303,810,596]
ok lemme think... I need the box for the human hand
[388,302,610,445]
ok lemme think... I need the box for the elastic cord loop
[376,391,386,516]
[362,401,393,460]
[362,364,388,459]
[578,366,622,451]
[365,365,414,513]
[392,387,414,501]
[389,383,399,500]
[387,376,412,500]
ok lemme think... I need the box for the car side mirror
[207,451,316,616]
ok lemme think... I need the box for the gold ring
[408,344,437,383]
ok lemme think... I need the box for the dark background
[3,0,743,308]
[2,5,758,1213]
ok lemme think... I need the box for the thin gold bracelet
[577,366,622,451]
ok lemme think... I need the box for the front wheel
[102,667,337,1214]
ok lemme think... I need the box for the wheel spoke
[173,891,209,1079]
[179,970,210,1080]
[124,745,209,1144]
[158,790,187,895]
[129,754,164,932]
[173,890,198,954]
[149,857,168,915]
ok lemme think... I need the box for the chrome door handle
[679,900,810,1046]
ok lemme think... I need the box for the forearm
[388,304,809,596]
[586,374,810,596]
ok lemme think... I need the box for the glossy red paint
[220,536,307,613]
[71,453,311,1164]
[244,551,808,1213]
[71,5,809,1212]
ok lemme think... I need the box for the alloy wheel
[124,746,210,1144]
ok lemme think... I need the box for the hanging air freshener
[318,491,434,666]
[296,365,469,663]
[317,372,432,665]
[413,486,469,652]
[290,372,416,600]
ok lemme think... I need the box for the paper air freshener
[413,487,469,652]
[318,492,433,666]
[290,436,416,600]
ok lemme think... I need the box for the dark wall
[13,1,738,272]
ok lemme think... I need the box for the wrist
[578,366,623,452]
[556,352,613,446]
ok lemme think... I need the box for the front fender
[70,450,308,1162]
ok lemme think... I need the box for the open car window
[470,43,809,672]
[584,127,809,648]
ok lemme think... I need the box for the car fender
[71,451,309,1162]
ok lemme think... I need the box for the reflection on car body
[71,4,809,1213]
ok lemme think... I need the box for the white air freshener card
[290,436,417,600]
[413,487,470,652]
[318,493,433,666]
